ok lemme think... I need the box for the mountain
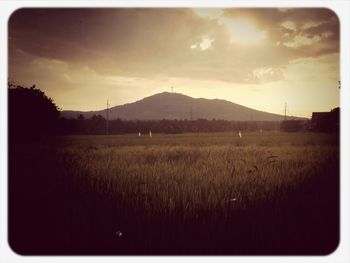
[61,92,301,121]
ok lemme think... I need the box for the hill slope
[61,92,299,121]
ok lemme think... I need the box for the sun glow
[193,9,267,45]
[222,18,267,44]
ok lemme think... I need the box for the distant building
[311,107,339,132]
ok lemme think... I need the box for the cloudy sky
[9,8,339,117]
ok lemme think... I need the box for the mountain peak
[147,91,188,98]
[138,92,192,103]
[62,92,298,121]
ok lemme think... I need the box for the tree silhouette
[9,82,60,143]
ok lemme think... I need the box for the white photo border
[0,1,349,262]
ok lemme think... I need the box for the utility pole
[106,99,109,136]
[190,106,193,121]
[284,103,287,121]
[171,86,174,93]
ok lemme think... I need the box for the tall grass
[9,132,339,255]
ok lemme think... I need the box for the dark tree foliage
[280,120,306,132]
[59,116,283,135]
[9,82,60,143]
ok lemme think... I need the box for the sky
[8,8,339,118]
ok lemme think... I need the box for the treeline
[9,83,310,143]
[59,114,285,135]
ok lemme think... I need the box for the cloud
[223,8,339,55]
[9,8,339,87]
[283,34,322,48]
[190,36,215,50]
[251,67,285,83]
[281,21,297,31]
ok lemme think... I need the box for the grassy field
[9,132,339,255]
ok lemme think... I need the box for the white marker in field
[138,132,141,137]
[149,131,152,138]
[238,130,242,138]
